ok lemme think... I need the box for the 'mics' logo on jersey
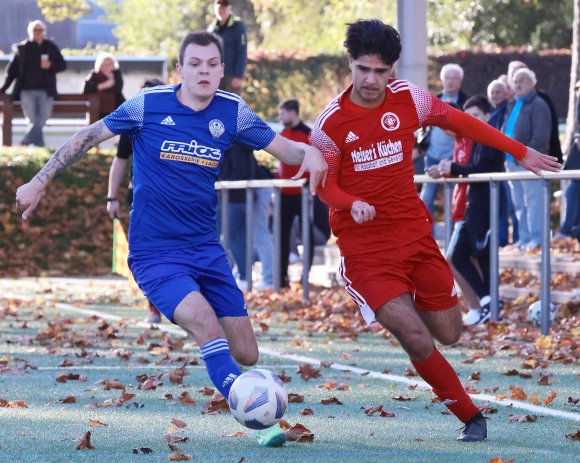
[160,139,222,168]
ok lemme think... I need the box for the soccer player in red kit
[310,19,560,442]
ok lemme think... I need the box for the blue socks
[200,338,242,398]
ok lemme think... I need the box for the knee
[434,322,462,346]
[395,328,434,359]
[232,345,259,366]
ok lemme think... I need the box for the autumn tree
[38,0,91,22]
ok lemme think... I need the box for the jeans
[559,180,580,237]
[20,90,53,146]
[505,161,543,244]
[226,202,247,280]
[420,155,443,216]
[221,190,274,284]
[253,188,273,285]
[499,181,518,245]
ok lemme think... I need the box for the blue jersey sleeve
[103,91,145,135]
[234,100,276,150]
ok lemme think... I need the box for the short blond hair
[94,52,118,72]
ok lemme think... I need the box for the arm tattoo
[35,121,108,185]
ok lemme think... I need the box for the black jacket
[83,68,125,118]
[0,38,66,100]
[208,15,247,79]
[450,142,505,254]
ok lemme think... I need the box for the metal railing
[216,178,311,299]
[415,169,580,335]
[216,170,580,335]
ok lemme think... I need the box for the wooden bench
[0,93,100,146]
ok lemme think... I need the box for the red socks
[411,347,480,423]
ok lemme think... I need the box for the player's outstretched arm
[16,120,115,220]
[107,157,129,219]
[264,134,328,194]
[518,146,561,175]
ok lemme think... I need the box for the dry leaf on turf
[7,400,28,408]
[59,396,76,404]
[300,408,314,415]
[168,452,192,461]
[297,364,322,381]
[288,393,304,403]
[76,431,95,450]
[197,386,214,396]
[543,390,557,405]
[222,431,245,437]
[178,391,197,406]
[202,396,230,414]
[565,430,580,440]
[88,419,108,427]
[284,423,314,442]
[321,397,343,405]
[508,414,538,423]
[171,418,187,429]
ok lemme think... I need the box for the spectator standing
[208,0,247,94]
[554,81,580,241]
[503,68,551,250]
[487,78,516,246]
[218,142,274,290]
[508,61,563,164]
[437,96,506,325]
[0,20,66,146]
[277,99,315,288]
[419,63,469,217]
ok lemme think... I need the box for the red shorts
[339,235,458,325]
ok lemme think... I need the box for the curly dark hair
[344,19,402,65]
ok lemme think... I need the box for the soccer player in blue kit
[16,32,327,409]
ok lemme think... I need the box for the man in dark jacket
[0,20,66,146]
[208,0,247,94]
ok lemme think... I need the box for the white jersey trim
[339,257,377,325]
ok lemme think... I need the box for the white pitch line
[35,364,299,371]
[8,294,580,422]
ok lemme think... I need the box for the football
[227,368,288,430]
[527,300,558,325]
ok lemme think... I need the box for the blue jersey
[103,84,276,251]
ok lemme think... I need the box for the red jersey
[451,136,473,222]
[279,122,311,195]
[310,79,526,257]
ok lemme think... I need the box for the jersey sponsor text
[350,138,403,171]
[160,139,222,168]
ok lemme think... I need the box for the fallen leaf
[168,452,192,461]
[88,419,108,427]
[178,391,197,406]
[300,408,314,415]
[59,396,77,404]
[171,418,187,429]
[297,364,321,381]
[392,395,416,402]
[320,397,343,405]
[202,396,229,414]
[288,393,304,403]
[508,414,538,423]
[197,386,214,396]
[76,431,95,450]
[277,370,292,383]
[284,423,314,442]
[543,390,557,405]
[565,430,580,440]
[222,431,245,437]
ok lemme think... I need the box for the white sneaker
[462,309,481,326]
[525,240,541,251]
[254,282,273,291]
[289,252,301,264]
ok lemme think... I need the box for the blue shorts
[128,241,247,323]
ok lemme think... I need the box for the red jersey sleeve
[309,124,363,210]
[409,84,527,160]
